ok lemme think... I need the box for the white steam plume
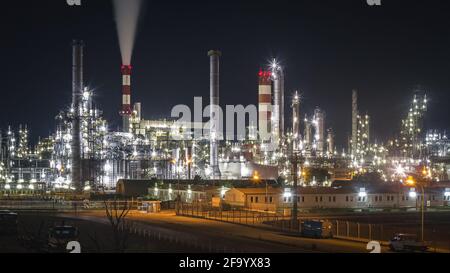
[113,0,143,65]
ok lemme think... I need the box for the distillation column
[292,91,300,150]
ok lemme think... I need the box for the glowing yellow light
[406,176,415,185]
[252,171,260,182]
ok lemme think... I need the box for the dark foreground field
[0,212,203,253]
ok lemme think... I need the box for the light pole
[290,152,304,229]
[186,158,192,180]
[407,176,425,242]
[419,184,425,242]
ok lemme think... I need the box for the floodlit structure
[351,89,358,157]
[327,128,335,157]
[270,59,285,146]
[304,116,313,151]
[426,130,450,158]
[356,113,370,157]
[400,92,427,158]
[388,91,428,160]
[292,91,300,150]
[313,107,325,156]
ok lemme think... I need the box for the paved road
[61,211,384,253]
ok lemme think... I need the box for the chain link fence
[176,202,450,250]
[177,202,287,226]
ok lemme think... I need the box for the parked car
[389,233,429,252]
[301,220,333,239]
[0,211,18,235]
[48,225,79,250]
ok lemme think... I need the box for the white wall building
[224,185,450,212]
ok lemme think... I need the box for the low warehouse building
[225,187,281,212]
[223,185,450,212]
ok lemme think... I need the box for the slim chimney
[71,40,83,193]
[208,50,221,179]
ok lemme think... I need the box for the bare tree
[87,231,103,253]
[104,199,131,253]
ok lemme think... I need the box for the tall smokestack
[351,89,358,156]
[71,40,83,193]
[258,70,272,142]
[120,65,132,132]
[208,50,221,179]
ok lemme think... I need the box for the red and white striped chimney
[258,70,272,141]
[120,65,132,132]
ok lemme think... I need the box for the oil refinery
[0,39,448,197]
[3,0,450,259]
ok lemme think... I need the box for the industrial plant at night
[1,0,450,259]
[0,43,447,196]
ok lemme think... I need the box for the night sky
[1,0,450,149]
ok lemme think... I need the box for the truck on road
[301,220,333,239]
[389,233,429,252]
[48,225,79,251]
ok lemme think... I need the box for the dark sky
[1,0,450,148]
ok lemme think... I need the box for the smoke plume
[113,0,143,65]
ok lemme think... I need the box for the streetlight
[171,159,182,204]
[252,171,260,182]
[290,152,304,229]
[406,176,425,242]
